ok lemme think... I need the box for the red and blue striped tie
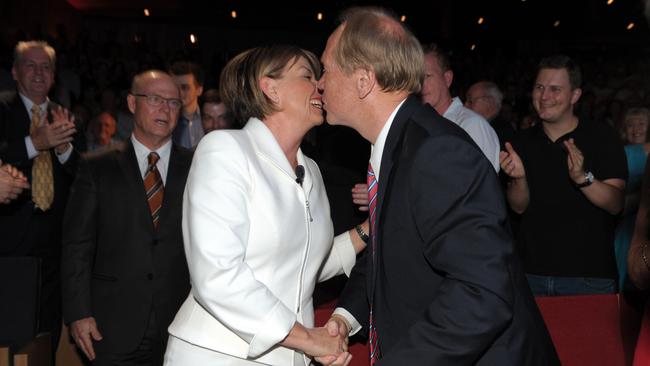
[144,152,164,227]
[368,163,380,364]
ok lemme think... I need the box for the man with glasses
[465,80,516,150]
[62,70,192,365]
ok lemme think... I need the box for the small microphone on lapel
[295,165,305,186]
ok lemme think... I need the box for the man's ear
[570,87,582,105]
[127,93,136,114]
[444,70,454,89]
[356,68,376,99]
[259,76,279,104]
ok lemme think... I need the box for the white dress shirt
[332,98,407,336]
[131,135,172,184]
[443,97,500,172]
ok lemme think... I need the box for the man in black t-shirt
[499,55,627,296]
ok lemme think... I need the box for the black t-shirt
[513,120,627,279]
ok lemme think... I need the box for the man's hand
[316,352,353,366]
[303,326,348,358]
[70,317,103,360]
[0,162,29,203]
[314,316,353,366]
[499,142,525,179]
[31,106,76,152]
[352,183,369,211]
[564,138,586,183]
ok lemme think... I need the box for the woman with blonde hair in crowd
[617,107,650,290]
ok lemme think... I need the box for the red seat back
[535,294,627,366]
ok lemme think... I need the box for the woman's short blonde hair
[219,45,321,124]
[336,7,424,94]
[620,107,650,144]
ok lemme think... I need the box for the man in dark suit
[316,7,559,365]
[61,70,192,365]
[0,40,78,353]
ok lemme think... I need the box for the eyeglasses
[130,93,182,110]
[465,95,493,105]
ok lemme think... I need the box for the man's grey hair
[479,81,503,109]
[14,40,56,68]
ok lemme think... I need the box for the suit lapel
[118,141,155,233]
[7,96,32,170]
[370,95,419,297]
[10,95,30,136]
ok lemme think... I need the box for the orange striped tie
[144,152,164,227]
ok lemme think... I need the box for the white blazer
[167,118,356,365]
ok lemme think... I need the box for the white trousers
[164,335,310,366]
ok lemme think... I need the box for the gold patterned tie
[30,104,54,211]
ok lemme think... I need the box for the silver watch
[576,171,594,188]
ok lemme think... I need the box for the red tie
[144,152,164,227]
[368,163,380,364]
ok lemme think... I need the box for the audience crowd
[2,14,650,365]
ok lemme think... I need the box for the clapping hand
[0,161,29,203]
[564,138,586,183]
[31,106,76,153]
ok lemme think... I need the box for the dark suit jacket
[338,96,559,365]
[61,141,192,354]
[0,91,78,257]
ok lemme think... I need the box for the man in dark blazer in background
[61,70,192,365]
[316,7,559,366]
[0,40,78,354]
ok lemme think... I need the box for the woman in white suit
[164,46,367,365]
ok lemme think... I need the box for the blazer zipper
[295,184,312,314]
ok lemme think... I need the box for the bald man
[62,70,192,365]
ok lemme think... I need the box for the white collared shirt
[333,97,407,336]
[443,97,500,171]
[130,135,172,184]
[369,98,407,180]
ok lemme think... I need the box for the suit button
[147,273,154,280]
[152,240,158,246]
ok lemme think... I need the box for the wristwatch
[355,225,369,244]
[575,171,594,188]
